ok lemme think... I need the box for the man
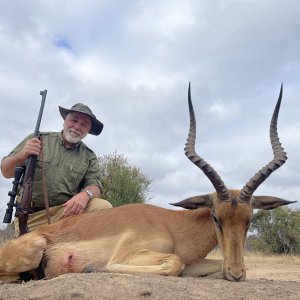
[1,103,112,234]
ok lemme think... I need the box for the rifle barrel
[34,90,47,136]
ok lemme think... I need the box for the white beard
[63,126,87,144]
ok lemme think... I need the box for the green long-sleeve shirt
[6,132,102,208]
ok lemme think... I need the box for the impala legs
[44,242,218,278]
[181,259,223,278]
[106,249,185,276]
[0,231,47,282]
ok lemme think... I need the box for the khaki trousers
[13,198,112,236]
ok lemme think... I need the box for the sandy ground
[0,267,299,300]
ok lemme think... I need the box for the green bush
[98,152,152,207]
[248,207,300,254]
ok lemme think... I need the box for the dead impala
[0,84,296,282]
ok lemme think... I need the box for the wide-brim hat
[59,103,104,135]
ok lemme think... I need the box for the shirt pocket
[68,163,87,190]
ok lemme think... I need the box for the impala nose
[224,267,246,282]
[230,271,244,282]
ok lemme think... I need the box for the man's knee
[85,198,112,212]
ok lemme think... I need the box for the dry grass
[207,248,300,269]
[0,225,14,246]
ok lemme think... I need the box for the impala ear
[170,194,213,209]
[250,196,297,210]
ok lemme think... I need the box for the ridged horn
[185,82,229,200]
[238,84,287,203]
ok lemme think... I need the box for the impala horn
[238,84,287,203]
[184,83,229,201]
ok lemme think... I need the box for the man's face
[63,112,92,144]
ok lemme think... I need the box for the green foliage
[98,152,152,207]
[248,207,300,254]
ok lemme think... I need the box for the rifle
[3,90,47,236]
[2,166,25,223]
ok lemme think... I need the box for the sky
[0,0,299,224]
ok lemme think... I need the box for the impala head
[172,83,296,282]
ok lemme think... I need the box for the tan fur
[0,203,221,281]
[0,231,47,275]
[0,191,291,282]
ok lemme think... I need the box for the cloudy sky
[0,0,299,223]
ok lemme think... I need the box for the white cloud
[128,0,196,40]
[72,55,122,84]
[0,0,299,223]
[207,100,240,120]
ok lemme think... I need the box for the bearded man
[1,103,112,235]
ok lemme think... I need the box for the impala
[0,84,296,283]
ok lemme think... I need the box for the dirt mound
[0,270,299,300]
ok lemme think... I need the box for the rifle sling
[40,136,51,225]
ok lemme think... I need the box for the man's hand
[62,192,90,217]
[20,138,42,160]
[1,137,42,178]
